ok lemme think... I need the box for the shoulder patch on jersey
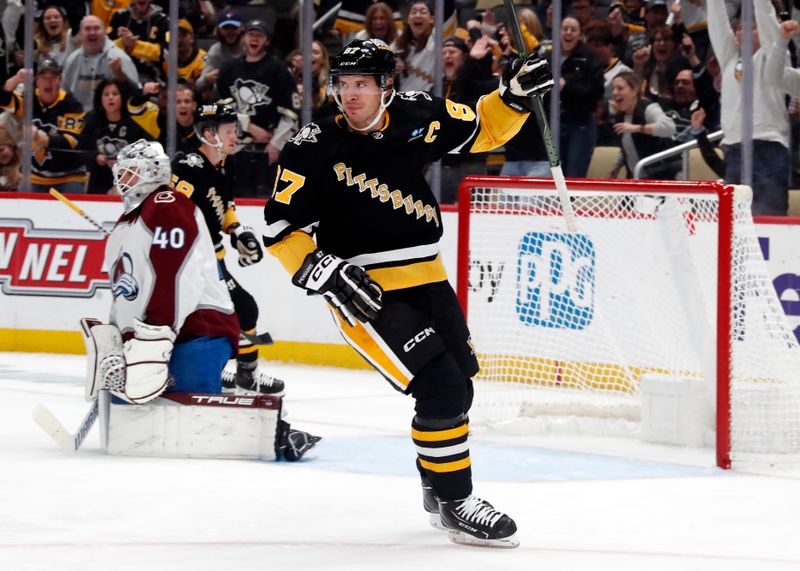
[179,153,204,168]
[396,91,433,102]
[290,123,322,145]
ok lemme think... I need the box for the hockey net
[457,177,800,467]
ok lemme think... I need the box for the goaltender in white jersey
[85,139,319,460]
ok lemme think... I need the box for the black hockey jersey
[263,90,527,291]
[170,149,239,256]
[0,88,86,186]
[217,55,300,132]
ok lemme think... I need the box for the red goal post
[456,176,800,469]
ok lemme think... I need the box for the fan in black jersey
[171,103,285,397]
[264,38,554,548]
[217,18,300,196]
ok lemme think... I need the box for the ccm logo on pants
[404,327,435,352]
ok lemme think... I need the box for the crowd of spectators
[0,0,798,214]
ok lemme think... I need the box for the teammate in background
[103,139,317,460]
[171,103,284,396]
[263,38,554,548]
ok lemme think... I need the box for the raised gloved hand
[499,54,554,113]
[231,225,264,267]
[292,249,383,327]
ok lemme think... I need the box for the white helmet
[112,139,171,213]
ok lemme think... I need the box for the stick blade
[32,404,76,454]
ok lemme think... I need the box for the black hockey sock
[412,415,472,501]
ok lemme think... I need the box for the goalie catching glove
[230,225,264,267]
[499,54,554,113]
[292,249,383,327]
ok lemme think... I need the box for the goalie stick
[502,0,578,232]
[32,399,99,454]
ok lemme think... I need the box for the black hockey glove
[230,225,264,267]
[292,249,383,327]
[499,55,554,113]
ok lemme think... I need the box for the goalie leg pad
[81,318,124,401]
[102,393,283,460]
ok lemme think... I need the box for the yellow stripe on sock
[411,423,468,442]
[418,457,472,473]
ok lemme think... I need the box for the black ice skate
[421,476,446,530]
[276,420,321,461]
[223,362,285,396]
[438,495,519,548]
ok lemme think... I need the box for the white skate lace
[254,371,282,389]
[455,496,504,527]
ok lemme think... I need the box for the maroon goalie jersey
[105,187,239,348]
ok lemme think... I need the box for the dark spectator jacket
[552,42,605,123]
[109,5,170,82]
[614,97,679,179]
[658,65,721,142]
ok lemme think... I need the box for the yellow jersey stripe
[267,230,318,275]
[367,255,448,291]
[418,457,472,473]
[411,422,469,442]
[336,315,411,388]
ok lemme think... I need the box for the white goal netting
[461,180,800,462]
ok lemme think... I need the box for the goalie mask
[112,139,171,214]
[329,39,397,132]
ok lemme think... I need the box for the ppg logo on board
[516,232,595,329]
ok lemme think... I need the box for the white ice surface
[1,352,799,571]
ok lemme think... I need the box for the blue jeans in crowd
[500,160,551,177]
[723,140,790,216]
[560,119,597,179]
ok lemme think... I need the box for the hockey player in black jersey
[171,103,284,396]
[264,38,553,548]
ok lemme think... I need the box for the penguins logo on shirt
[179,153,205,168]
[396,91,432,102]
[111,252,140,301]
[231,78,272,115]
[98,136,130,159]
[289,123,321,146]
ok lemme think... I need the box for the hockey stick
[49,188,112,236]
[240,330,274,346]
[502,0,578,232]
[32,399,99,454]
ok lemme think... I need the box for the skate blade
[428,513,446,531]
[447,530,520,549]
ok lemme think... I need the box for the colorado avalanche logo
[290,123,321,145]
[179,153,204,168]
[231,79,272,115]
[110,252,140,301]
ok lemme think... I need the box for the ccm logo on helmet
[403,327,435,352]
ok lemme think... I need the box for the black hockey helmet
[330,39,396,89]
[193,102,238,138]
